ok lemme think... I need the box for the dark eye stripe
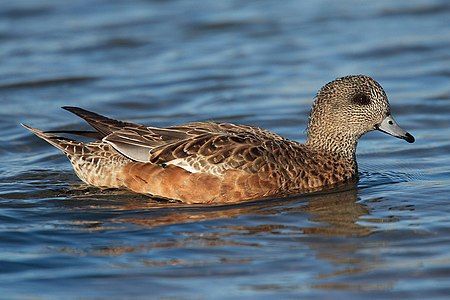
[351,93,371,105]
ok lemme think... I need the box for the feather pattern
[103,121,292,176]
[22,108,357,203]
[23,75,409,203]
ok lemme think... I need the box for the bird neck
[305,124,359,163]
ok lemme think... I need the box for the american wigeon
[23,75,414,203]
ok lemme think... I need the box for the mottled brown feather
[24,75,413,203]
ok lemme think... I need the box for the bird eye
[351,93,371,105]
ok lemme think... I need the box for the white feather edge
[166,158,200,173]
[104,138,202,174]
[104,138,228,175]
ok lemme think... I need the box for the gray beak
[376,115,415,143]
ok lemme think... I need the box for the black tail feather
[62,106,139,137]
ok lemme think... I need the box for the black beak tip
[404,132,415,143]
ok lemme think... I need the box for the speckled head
[306,75,414,158]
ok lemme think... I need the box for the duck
[23,75,415,204]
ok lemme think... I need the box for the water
[1,0,449,298]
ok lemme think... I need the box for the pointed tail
[21,124,84,156]
[61,106,139,137]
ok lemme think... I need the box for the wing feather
[48,107,293,175]
[99,119,290,175]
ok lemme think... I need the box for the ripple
[346,43,435,59]
[380,3,450,16]
[1,0,450,298]
[0,5,52,19]
[0,76,97,90]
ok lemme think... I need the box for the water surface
[1,0,450,298]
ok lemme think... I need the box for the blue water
[1,0,450,298]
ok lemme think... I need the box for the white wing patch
[166,158,229,176]
[166,158,201,174]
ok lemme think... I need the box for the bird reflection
[62,182,385,291]
[97,181,372,237]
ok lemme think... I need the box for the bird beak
[376,115,415,143]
